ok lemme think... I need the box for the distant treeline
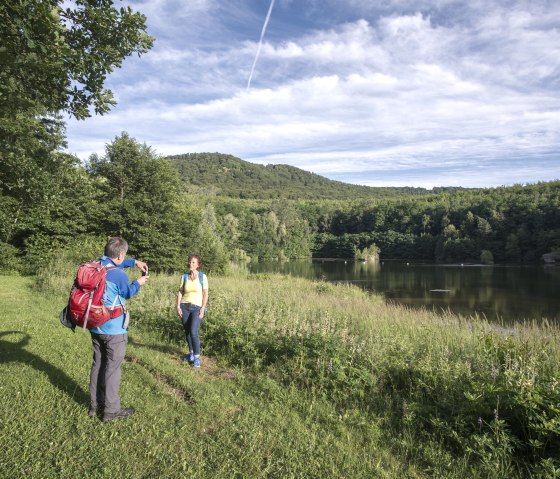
[167,152,468,200]
[304,182,560,263]
[1,135,559,274]
[210,180,560,264]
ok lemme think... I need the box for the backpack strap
[182,272,204,286]
[181,272,205,293]
[200,271,206,316]
[100,259,125,319]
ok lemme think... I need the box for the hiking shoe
[193,356,201,368]
[102,407,135,423]
[88,407,98,417]
[182,352,194,363]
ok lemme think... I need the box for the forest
[1,0,559,274]
[1,132,559,275]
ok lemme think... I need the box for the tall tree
[0,0,154,264]
[88,133,197,270]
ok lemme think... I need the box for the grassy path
[0,276,411,479]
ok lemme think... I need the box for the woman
[176,255,208,368]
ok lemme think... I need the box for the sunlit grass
[4,266,560,478]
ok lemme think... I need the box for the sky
[64,0,560,189]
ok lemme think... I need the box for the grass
[1,266,560,478]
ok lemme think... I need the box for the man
[89,236,149,422]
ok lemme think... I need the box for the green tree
[88,133,192,270]
[240,212,278,261]
[0,117,68,245]
[476,217,493,237]
[192,224,229,274]
[1,0,153,264]
[187,204,229,274]
[271,200,313,258]
[1,0,153,120]
[221,213,240,250]
[421,214,431,235]
[0,147,104,270]
[505,233,521,263]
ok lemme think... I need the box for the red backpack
[60,261,124,331]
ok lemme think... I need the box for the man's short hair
[104,236,129,259]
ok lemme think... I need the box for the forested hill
[166,152,465,199]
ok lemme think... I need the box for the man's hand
[137,275,149,286]
[135,260,148,273]
[176,306,183,318]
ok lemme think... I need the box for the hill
[166,152,461,199]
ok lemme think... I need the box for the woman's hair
[188,254,202,267]
[104,236,128,258]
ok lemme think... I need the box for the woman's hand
[176,291,183,318]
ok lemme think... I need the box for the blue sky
[65,0,560,188]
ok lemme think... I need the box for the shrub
[0,242,23,274]
[355,243,380,262]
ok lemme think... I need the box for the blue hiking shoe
[193,356,201,368]
[183,352,194,363]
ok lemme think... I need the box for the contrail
[247,0,276,90]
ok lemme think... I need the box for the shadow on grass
[0,331,89,407]
[128,335,183,356]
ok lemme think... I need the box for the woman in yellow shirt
[176,255,208,368]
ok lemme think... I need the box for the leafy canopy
[0,0,154,119]
[0,0,154,262]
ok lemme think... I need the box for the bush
[23,233,107,274]
[0,242,23,274]
[355,243,380,262]
[230,248,251,262]
[35,235,107,292]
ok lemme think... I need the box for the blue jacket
[89,256,141,335]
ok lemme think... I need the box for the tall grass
[131,272,560,477]
[25,263,560,477]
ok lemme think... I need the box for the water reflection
[247,259,560,323]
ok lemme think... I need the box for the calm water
[247,259,560,323]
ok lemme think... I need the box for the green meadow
[1,267,559,478]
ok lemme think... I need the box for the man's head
[104,236,129,264]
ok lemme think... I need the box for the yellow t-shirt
[179,273,208,307]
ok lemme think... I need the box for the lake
[247,259,560,323]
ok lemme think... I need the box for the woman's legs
[188,307,202,356]
[180,304,193,353]
[180,304,202,355]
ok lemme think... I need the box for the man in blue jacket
[89,236,149,422]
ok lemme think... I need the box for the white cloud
[65,0,560,187]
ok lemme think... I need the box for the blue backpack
[181,271,206,315]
